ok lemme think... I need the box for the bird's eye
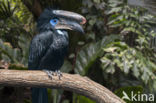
[50,18,58,26]
[53,20,57,22]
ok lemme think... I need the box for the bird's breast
[53,36,69,50]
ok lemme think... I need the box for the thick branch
[0,70,125,103]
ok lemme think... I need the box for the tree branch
[0,70,125,103]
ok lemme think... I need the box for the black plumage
[28,28,69,71]
[28,8,86,103]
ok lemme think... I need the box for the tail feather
[31,88,48,103]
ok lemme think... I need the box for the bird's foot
[55,70,63,80]
[43,70,55,79]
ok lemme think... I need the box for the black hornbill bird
[28,8,86,103]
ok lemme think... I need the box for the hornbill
[28,8,86,103]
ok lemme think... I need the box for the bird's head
[37,8,86,34]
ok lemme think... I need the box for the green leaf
[93,0,100,4]
[106,7,122,14]
[73,94,95,103]
[132,63,140,78]
[62,100,69,103]
[121,27,142,35]
[101,57,115,74]
[75,35,120,75]
[61,60,72,73]
[0,39,19,63]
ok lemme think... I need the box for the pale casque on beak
[52,10,86,34]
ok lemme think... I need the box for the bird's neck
[56,30,64,35]
[55,29,68,39]
[52,30,69,49]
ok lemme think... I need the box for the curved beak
[53,10,86,25]
[53,10,86,34]
[55,20,85,34]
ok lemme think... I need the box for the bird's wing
[28,32,53,70]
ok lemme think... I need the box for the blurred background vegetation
[0,0,155,103]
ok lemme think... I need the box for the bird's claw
[43,70,54,79]
[55,70,63,80]
[43,70,62,80]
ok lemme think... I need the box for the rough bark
[0,70,125,103]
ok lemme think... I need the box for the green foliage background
[0,0,155,103]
